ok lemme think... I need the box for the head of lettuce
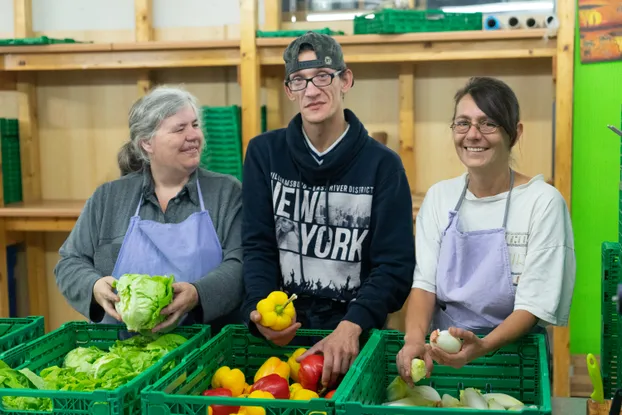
[112,274,175,332]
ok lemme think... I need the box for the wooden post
[264,0,283,132]
[240,0,261,157]
[552,0,575,398]
[399,64,416,192]
[13,0,33,38]
[135,0,153,96]
[13,0,49,330]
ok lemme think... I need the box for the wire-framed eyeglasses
[285,70,343,91]
[450,120,500,134]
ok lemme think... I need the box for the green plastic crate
[335,330,551,414]
[141,324,374,415]
[0,321,211,415]
[601,241,622,399]
[0,316,44,355]
[0,36,82,46]
[0,118,23,204]
[256,28,345,38]
[353,9,482,34]
[0,119,18,136]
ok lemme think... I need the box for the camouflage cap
[283,31,346,78]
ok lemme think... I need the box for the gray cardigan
[54,167,243,325]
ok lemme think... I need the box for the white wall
[0,0,265,36]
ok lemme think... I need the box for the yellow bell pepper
[287,348,307,382]
[289,383,303,395]
[256,291,297,331]
[254,357,290,383]
[235,391,274,415]
[211,366,247,397]
[291,389,320,400]
[244,383,252,394]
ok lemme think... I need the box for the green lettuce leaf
[113,274,175,332]
[63,346,106,374]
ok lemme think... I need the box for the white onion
[431,329,463,354]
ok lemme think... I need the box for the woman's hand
[152,282,199,333]
[396,342,433,387]
[93,276,122,321]
[429,327,488,369]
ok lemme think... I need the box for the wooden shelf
[0,40,241,71]
[258,29,557,64]
[0,200,84,232]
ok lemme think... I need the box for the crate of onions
[335,329,551,414]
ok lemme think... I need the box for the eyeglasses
[450,120,500,134]
[285,70,343,91]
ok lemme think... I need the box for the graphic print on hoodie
[241,109,415,331]
[272,171,373,301]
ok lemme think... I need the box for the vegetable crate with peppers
[0,321,210,415]
[141,324,374,415]
[0,316,44,355]
[334,330,551,414]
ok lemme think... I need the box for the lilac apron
[100,175,223,327]
[433,170,516,334]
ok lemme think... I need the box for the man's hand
[93,276,122,321]
[429,327,488,369]
[396,342,433,387]
[153,282,199,333]
[250,310,301,346]
[297,321,362,388]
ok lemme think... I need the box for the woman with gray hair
[54,85,243,334]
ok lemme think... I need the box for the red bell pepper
[325,390,336,399]
[201,388,240,415]
[298,354,324,392]
[250,374,290,399]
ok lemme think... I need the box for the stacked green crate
[0,118,22,204]
[353,9,482,35]
[601,242,622,399]
[200,106,267,182]
[602,110,622,399]
[201,106,242,181]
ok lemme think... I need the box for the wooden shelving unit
[257,29,557,65]
[0,41,241,71]
[0,0,575,398]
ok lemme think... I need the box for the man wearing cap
[241,31,415,387]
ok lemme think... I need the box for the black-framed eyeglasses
[450,120,500,134]
[285,70,343,91]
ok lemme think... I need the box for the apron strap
[455,169,515,229]
[502,169,515,229]
[195,174,206,211]
[453,175,470,212]
[134,194,144,217]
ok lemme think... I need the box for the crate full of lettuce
[0,273,210,415]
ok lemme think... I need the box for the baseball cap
[283,31,347,79]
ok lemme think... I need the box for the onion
[430,329,462,354]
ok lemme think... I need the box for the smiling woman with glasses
[396,76,576,385]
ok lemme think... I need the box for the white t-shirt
[413,173,576,327]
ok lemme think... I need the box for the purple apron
[100,175,223,327]
[433,170,516,334]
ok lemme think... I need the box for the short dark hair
[453,77,521,147]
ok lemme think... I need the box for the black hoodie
[241,109,415,332]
